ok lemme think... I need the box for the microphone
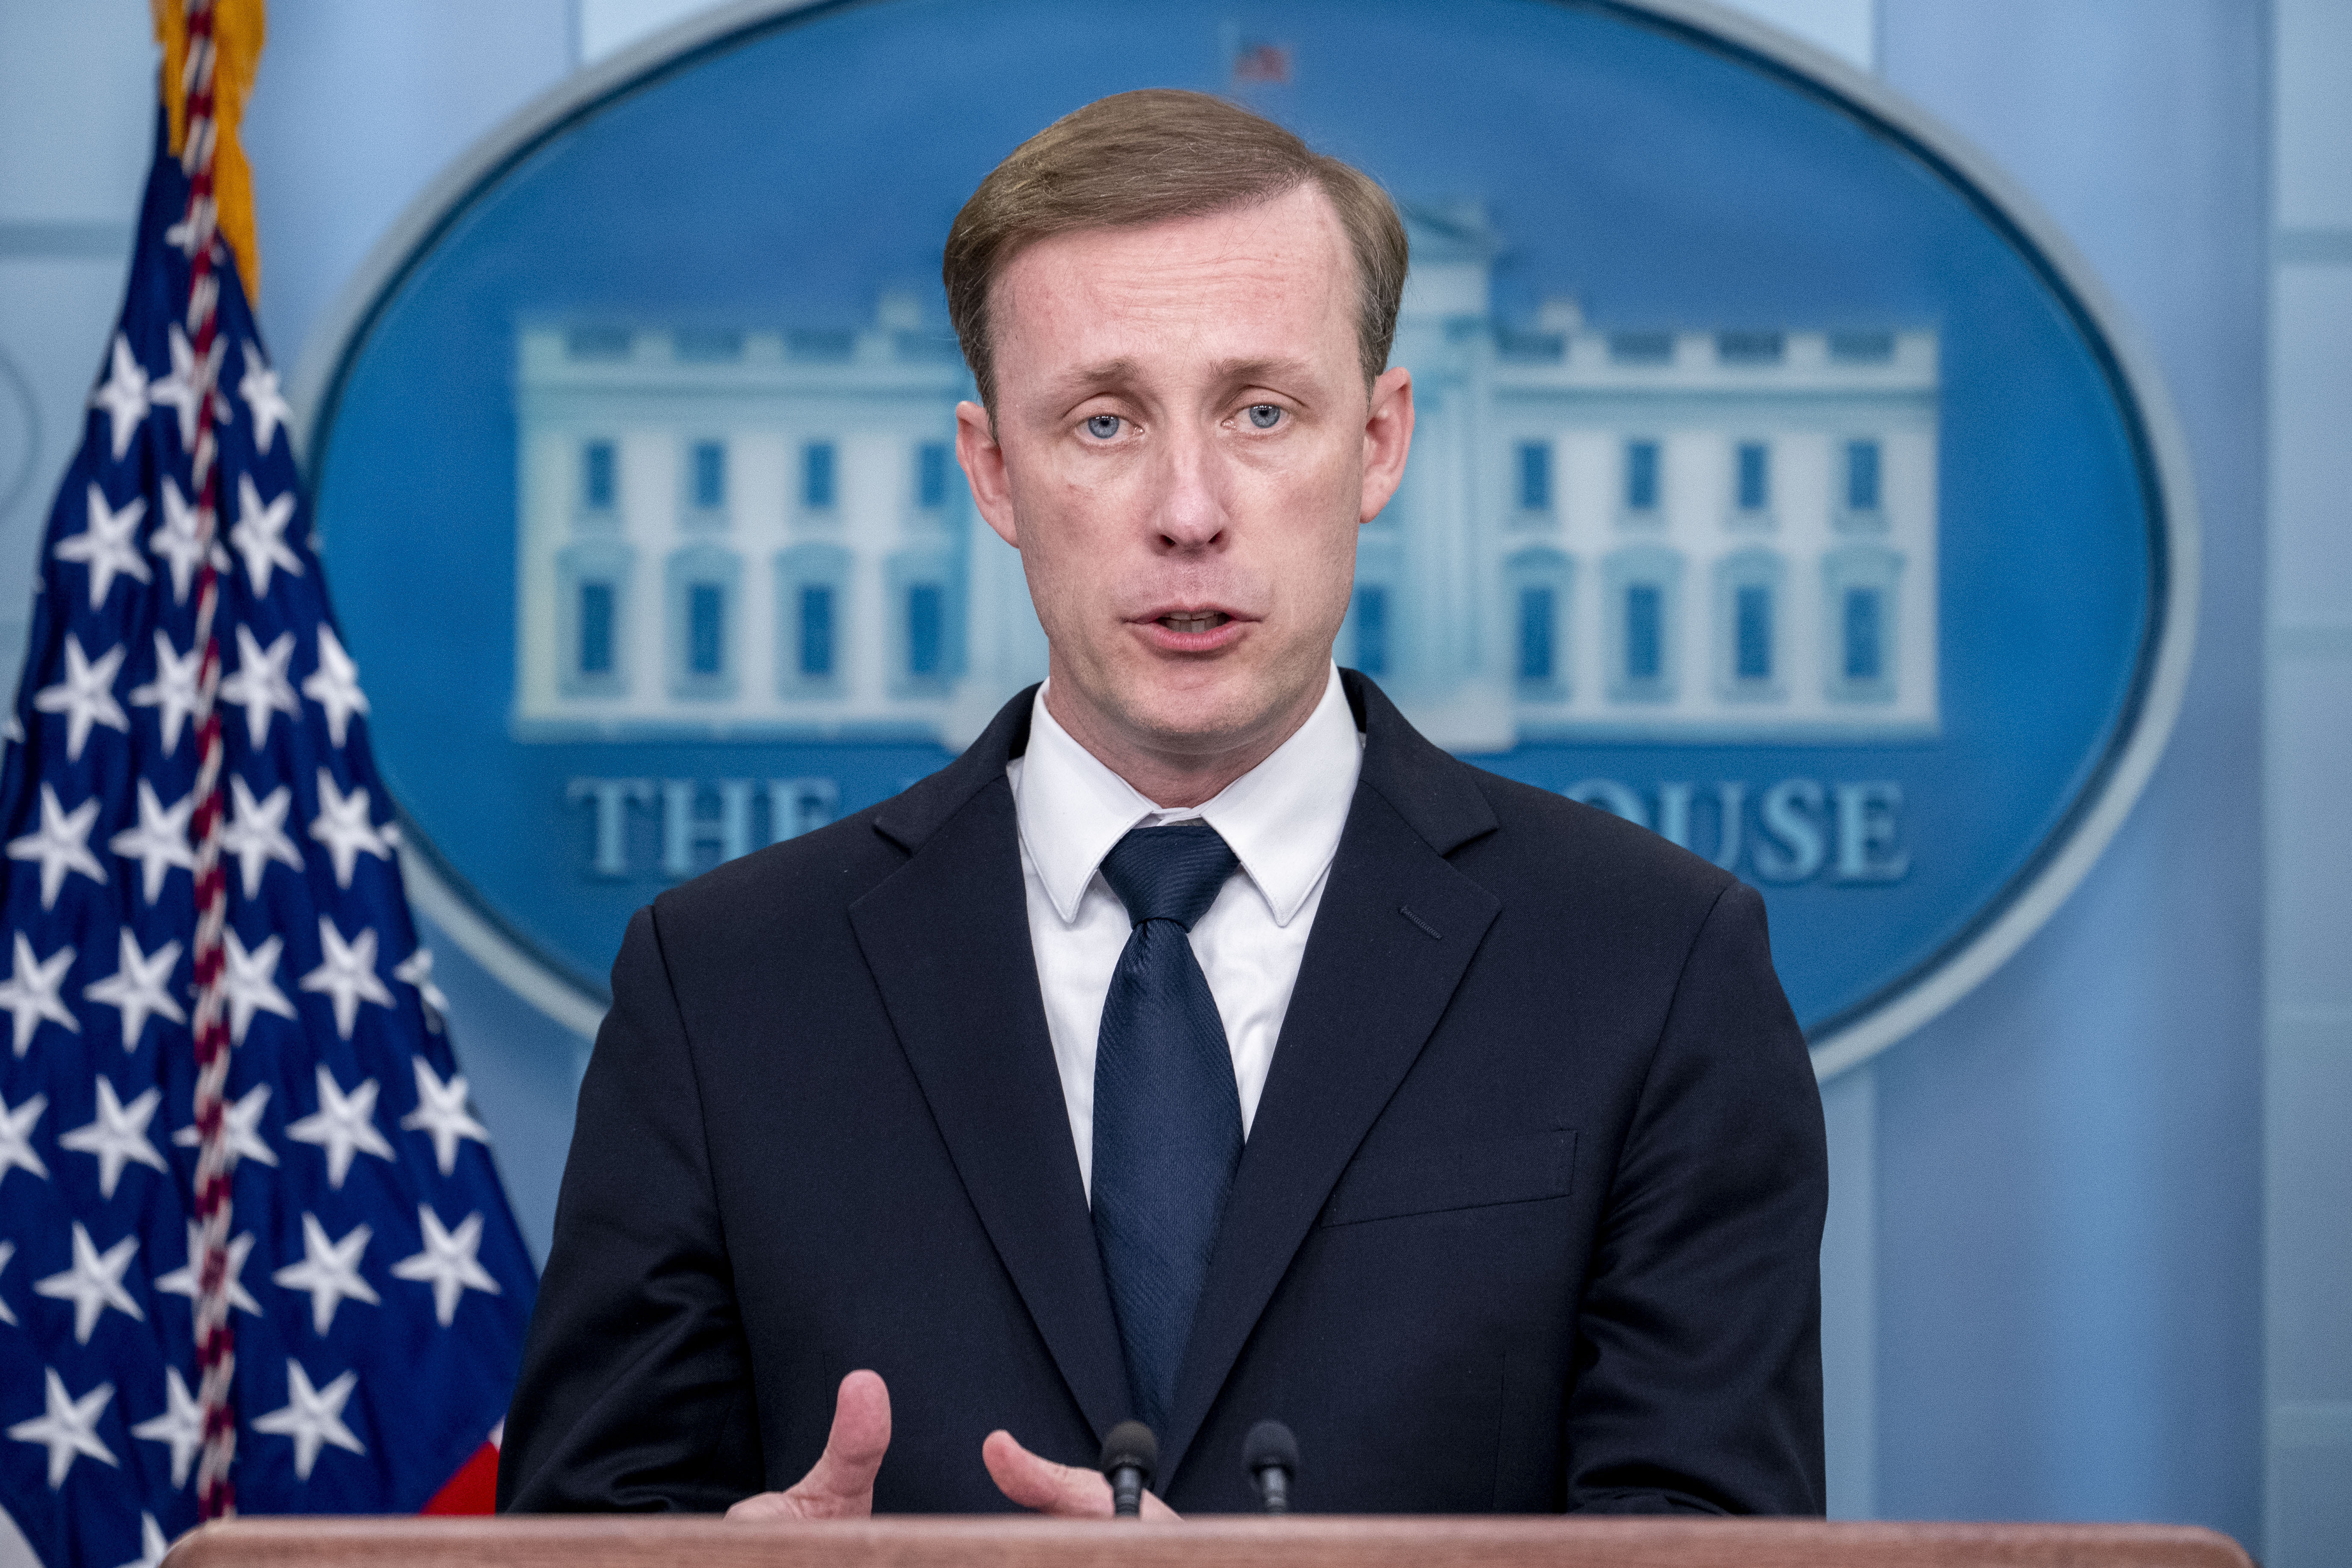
[1099,1421,1158,1518]
[1243,1420,1297,1514]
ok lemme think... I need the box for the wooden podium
[162,1516,2254,1568]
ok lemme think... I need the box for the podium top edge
[163,1515,2253,1568]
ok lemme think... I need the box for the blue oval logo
[305,0,2194,1074]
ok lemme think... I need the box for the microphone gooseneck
[1099,1420,1158,1519]
[1243,1419,1298,1515]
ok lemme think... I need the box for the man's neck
[1040,675,1328,810]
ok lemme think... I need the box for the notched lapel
[1159,780,1502,1478]
[848,776,1132,1443]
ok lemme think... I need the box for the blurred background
[0,0,2341,1559]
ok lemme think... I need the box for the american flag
[1229,40,1293,86]
[0,32,535,1568]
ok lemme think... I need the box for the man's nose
[1147,425,1230,552]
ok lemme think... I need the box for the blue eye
[1085,414,1122,439]
[1247,404,1282,429]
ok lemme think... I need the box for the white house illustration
[511,207,1938,752]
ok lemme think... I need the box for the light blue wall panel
[1875,0,2268,1543]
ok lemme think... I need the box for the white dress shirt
[1007,665,1363,1198]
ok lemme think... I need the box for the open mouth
[1158,611,1231,634]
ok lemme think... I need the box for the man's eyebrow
[1054,358,1142,395]
[1207,356,1316,386]
[1050,356,1320,395]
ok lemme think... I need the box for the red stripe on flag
[422,1440,501,1515]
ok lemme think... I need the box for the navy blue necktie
[1091,821,1244,1435]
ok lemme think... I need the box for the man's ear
[1359,366,1415,525]
[957,399,1020,548]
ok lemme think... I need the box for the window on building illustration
[1519,586,1555,683]
[1517,442,1552,512]
[799,585,834,677]
[1353,586,1389,676]
[578,582,614,676]
[1736,442,1770,513]
[917,443,950,509]
[907,585,945,677]
[691,441,726,511]
[1735,585,1773,681]
[1608,331,1674,365]
[1625,440,1661,513]
[1846,439,1882,512]
[804,442,836,509]
[1717,331,1784,366]
[688,584,725,676]
[566,325,631,361]
[583,441,617,511]
[1829,330,1895,364]
[1844,587,1884,681]
[1625,585,1663,681]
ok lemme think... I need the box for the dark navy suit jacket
[498,673,1827,1515]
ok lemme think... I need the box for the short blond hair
[943,89,1409,408]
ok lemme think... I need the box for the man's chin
[1104,665,1321,759]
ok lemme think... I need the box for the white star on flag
[58,1076,168,1199]
[393,948,448,1033]
[53,486,152,609]
[88,335,150,461]
[298,917,395,1040]
[271,1214,380,1334]
[109,778,198,902]
[171,1081,277,1169]
[130,630,204,755]
[154,1218,263,1316]
[222,776,305,898]
[228,472,302,596]
[33,633,131,762]
[32,1221,145,1344]
[0,1091,48,1182]
[221,927,299,1045]
[220,623,301,748]
[131,1367,205,1490]
[392,1206,502,1327]
[251,1360,366,1482]
[401,1058,491,1176]
[6,783,109,909]
[83,929,185,1051]
[0,932,78,1056]
[310,771,392,889]
[301,624,371,747]
[149,475,213,604]
[287,1063,394,1188]
[240,342,293,454]
[118,1511,170,1568]
[148,323,225,452]
[0,1241,14,1326]
[7,1367,118,1488]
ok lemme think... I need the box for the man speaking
[498,90,1826,1518]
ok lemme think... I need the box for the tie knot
[1099,822,1238,931]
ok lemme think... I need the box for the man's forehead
[990,187,1356,390]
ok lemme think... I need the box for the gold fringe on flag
[152,0,267,303]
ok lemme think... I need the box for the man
[499,89,1826,1518]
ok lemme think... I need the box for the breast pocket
[1319,1129,1577,1227]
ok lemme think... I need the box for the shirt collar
[1011,664,1362,928]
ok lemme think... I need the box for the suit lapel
[848,698,1132,1444]
[1158,677,1503,1479]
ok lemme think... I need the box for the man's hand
[981,1429,1182,1520]
[724,1372,1178,1521]
[725,1370,892,1520]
